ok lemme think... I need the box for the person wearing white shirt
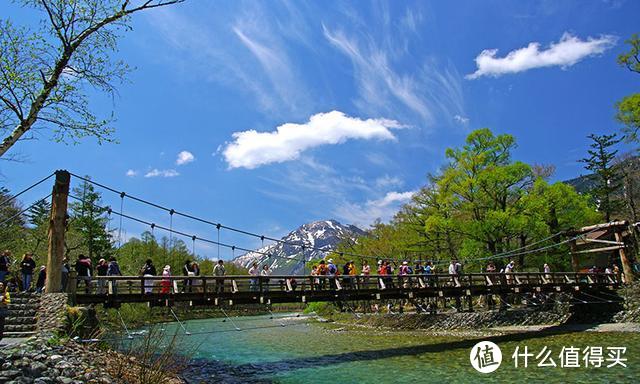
[248,262,259,292]
[261,264,271,292]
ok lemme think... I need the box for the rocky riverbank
[327,303,639,333]
[0,335,186,384]
[0,337,116,384]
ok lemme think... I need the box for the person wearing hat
[399,261,410,288]
[140,259,157,294]
[35,266,46,293]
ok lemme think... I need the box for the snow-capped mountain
[232,220,366,275]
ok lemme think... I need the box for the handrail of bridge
[70,272,621,300]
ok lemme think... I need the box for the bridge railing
[71,272,620,298]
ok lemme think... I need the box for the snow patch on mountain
[232,219,366,275]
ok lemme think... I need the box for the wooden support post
[68,270,77,305]
[569,239,579,272]
[46,170,70,294]
[615,230,635,283]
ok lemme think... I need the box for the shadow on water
[183,324,587,383]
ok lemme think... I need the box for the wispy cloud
[125,169,138,177]
[454,115,470,125]
[223,111,403,169]
[176,150,195,165]
[144,169,180,178]
[466,33,617,79]
[375,175,404,189]
[147,4,312,117]
[322,21,465,127]
[334,190,417,227]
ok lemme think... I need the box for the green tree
[0,0,184,158]
[0,187,27,255]
[521,179,601,270]
[25,198,51,255]
[339,129,600,272]
[68,178,112,261]
[617,33,640,74]
[615,34,640,143]
[432,128,536,260]
[579,133,624,221]
[616,94,640,143]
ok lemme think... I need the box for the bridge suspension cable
[68,173,391,263]
[67,194,308,265]
[459,226,604,265]
[0,172,54,209]
[67,172,602,267]
[0,193,52,227]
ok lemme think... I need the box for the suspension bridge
[2,170,635,311]
[70,272,622,312]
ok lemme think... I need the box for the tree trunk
[46,170,70,293]
[569,239,579,272]
[615,230,635,283]
[518,234,526,268]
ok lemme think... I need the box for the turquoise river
[137,314,639,383]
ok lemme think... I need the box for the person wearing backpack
[385,261,394,289]
[107,257,122,294]
[327,259,337,289]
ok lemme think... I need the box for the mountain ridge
[232,219,366,275]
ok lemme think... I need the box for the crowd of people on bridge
[0,248,629,298]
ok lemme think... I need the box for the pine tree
[579,133,624,221]
[69,178,112,261]
[26,199,51,255]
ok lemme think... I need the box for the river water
[146,314,638,383]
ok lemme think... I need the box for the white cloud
[454,115,470,125]
[466,33,617,79]
[144,169,180,178]
[125,169,138,177]
[176,150,195,165]
[334,190,417,227]
[375,175,404,189]
[223,110,403,169]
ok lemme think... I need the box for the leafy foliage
[336,128,600,272]
[0,0,184,157]
[617,33,640,74]
[616,93,640,143]
[616,33,640,144]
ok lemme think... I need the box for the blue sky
[1,0,639,260]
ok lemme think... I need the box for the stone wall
[613,282,640,323]
[349,308,572,331]
[36,293,69,336]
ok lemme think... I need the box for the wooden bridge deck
[71,272,621,307]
